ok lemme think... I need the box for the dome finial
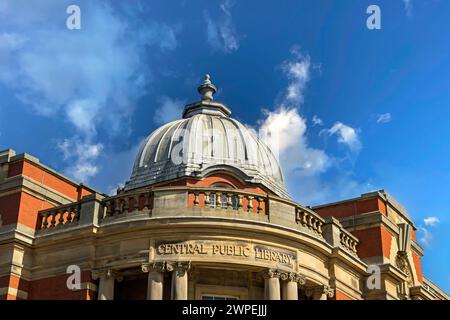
[197,73,217,101]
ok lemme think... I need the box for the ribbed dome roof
[124,75,288,198]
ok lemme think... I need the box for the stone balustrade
[38,202,81,230]
[339,228,359,255]
[35,187,359,257]
[295,207,324,237]
[187,187,267,215]
[100,189,153,220]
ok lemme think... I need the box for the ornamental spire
[197,74,217,101]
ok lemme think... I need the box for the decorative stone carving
[166,261,191,277]
[395,251,410,276]
[261,268,280,279]
[305,285,335,299]
[260,269,306,286]
[278,271,306,285]
[141,261,166,273]
[91,267,122,281]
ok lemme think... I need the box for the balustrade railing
[36,187,359,258]
[100,189,153,220]
[295,208,324,237]
[339,229,358,255]
[38,202,81,230]
[188,188,267,215]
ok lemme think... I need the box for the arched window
[209,183,239,210]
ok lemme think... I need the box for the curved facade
[0,76,448,301]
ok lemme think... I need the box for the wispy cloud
[57,137,104,183]
[326,122,362,153]
[424,216,440,227]
[205,0,240,53]
[312,115,323,126]
[403,0,413,17]
[419,216,440,247]
[280,46,311,106]
[419,226,433,247]
[376,113,392,124]
[153,96,186,125]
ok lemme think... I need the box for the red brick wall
[0,274,29,300]
[315,198,383,219]
[0,193,22,225]
[351,226,392,259]
[18,192,54,229]
[28,271,96,300]
[333,290,354,300]
[155,173,270,195]
[1,158,92,230]
[412,252,423,283]
[8,160,82,200]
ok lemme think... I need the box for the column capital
[261,268,281,279]
[166,261,191,277]
[142,261,166,273]
[279,271,306,285]
[305,285,335,299]
[91,267,122,281]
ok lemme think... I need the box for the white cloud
[403,0,413,17]
[312,115,323,126]
[258,48,329,177]
[419,226,433,247]
[57,137,104,183]
[280,47,311,106]
[326,122,362,153]
[0,1,181,183]
[153,96,185,125]
[205,0,240,53]
[419,217,440,247]
[255,46,369,204]
[376,113,392,124]
[424,216,440,227]
[259,107,330,177]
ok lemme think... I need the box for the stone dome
[124,75,288,198]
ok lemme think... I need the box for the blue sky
[0,0,449,292]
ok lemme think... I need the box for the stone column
[263,269,281,300]
[167,261,191,300]
[92,268,120,300]
[281,272,304,300]
[142,262,166,300]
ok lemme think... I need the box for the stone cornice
[411,240,424,256]
[8,153,100,195]
[339,211,399,236]
[0,175,75,204]
[0,223,35,245]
